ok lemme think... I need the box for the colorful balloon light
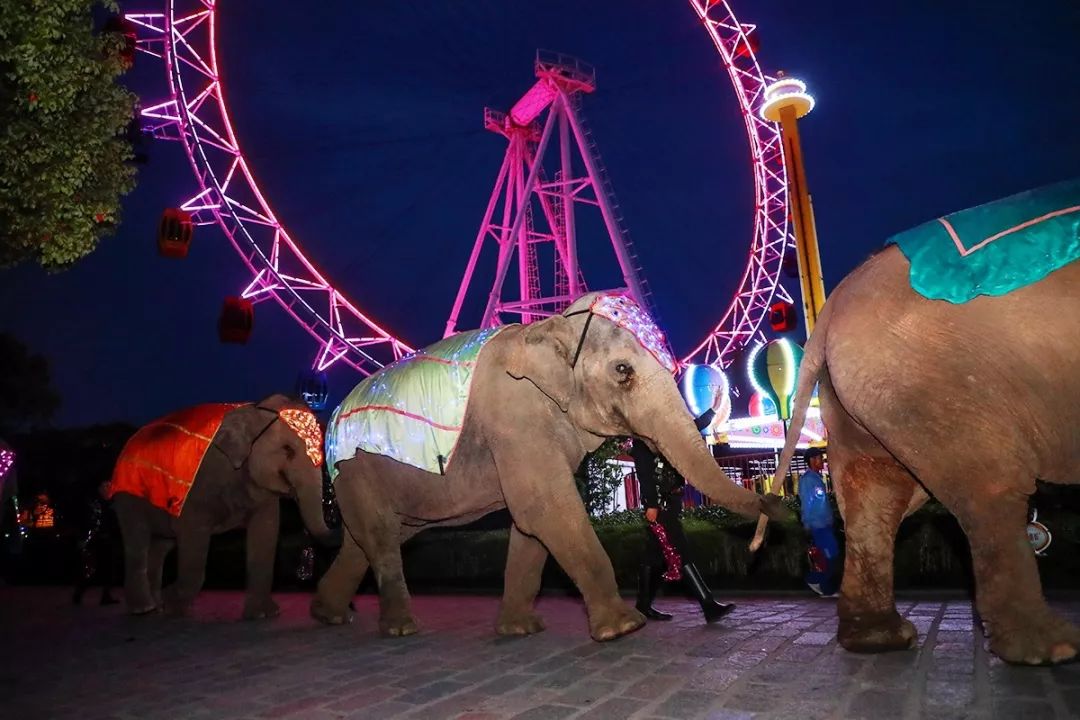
[747,391,778,418]
[747,339,804,421]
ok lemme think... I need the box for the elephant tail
[749,299,833,552]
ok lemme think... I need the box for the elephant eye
[614,362,633,382]
[283,445,296,460]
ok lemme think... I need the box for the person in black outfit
[631,408,734,623]
[73,480,120,606]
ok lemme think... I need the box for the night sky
[2,0,1078,428]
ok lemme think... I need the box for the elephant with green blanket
[315,292,789,641]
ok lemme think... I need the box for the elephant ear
[506,315,578,412]
[212,405,278,470]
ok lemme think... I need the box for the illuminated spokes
[126,5,411,375]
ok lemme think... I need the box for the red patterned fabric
[108,403,246,516]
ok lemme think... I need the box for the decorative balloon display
[748,391,778,418]
[748,339,804,421]
[679,363,730,431]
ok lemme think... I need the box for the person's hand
[644,507,659,523]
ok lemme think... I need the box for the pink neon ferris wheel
[124,0,793,375]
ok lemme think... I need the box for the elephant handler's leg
[834,452,922,653]
[496,524,548,636]
[242,499,281,620]
[507,475,643,642]
[165,523,211,616]
[112,495,157,615]
[311,528,370,626]
[933,480,1079,665]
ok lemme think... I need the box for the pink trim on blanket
[334,405,462,433]
[939,205,1080,257]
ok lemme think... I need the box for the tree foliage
[0,333,61,434]
[0,1,137,270]
[575,438,630,516]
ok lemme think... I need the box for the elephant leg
[933,482,1079,665]
[164,525,210,617]
[242,500,281,620]
[496,524,548,636]
[821,388,922,654]
[834,453,921,653]
[505,470,643,642]
[337,468,419,637]
[312,528,370,626]
[147,537,174,611]
[112,496,156,615]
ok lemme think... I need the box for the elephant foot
[986,613,1080,666]
[838,610,918,653]
[162,589,194,618]
[128,603,159,616]
[242,596,280,621]
[379,612,419,638]
[496,609,546,636]
[588,603,645,642]
[310,596,352,626]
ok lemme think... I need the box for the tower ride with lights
[444,51,653,335]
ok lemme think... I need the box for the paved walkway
[1,588,1078,719]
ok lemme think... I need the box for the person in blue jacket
[798,447,839,596]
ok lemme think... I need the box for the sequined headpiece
[585,293,676,373]
[279,409,324,466]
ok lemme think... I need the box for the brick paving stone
[846,689,909,720]
[508,704,578,720]
[553,678,620,707]
[990,697,1058,719]
[652,689,722,719]
[620,673,681,700]
[400,679,473,704]
[576,697,642,720]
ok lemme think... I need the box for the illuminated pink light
[334,405,463,433]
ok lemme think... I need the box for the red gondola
[768,301,797,332]
[157,208,193,258]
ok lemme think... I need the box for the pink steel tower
[444,51,652,336]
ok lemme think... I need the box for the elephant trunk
[634,374,789,523]
[295,479,341,547]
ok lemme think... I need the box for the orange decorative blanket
[109,403,246,516]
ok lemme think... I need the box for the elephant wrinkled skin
[754,246,1079,665]
[314,292,788,641]
[112,394,336,619]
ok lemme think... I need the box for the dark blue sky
[3,0,1078,427]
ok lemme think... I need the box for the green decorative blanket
[888,177,1080,303]
[325,327,508,479]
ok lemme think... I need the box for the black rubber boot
[635,565,672,621]
[682,563,734,623]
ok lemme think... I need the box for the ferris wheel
[123,0,794,376]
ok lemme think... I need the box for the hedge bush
[10,494,1080,594]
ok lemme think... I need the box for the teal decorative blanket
[325,327,507,480]
[888,177,1080,303]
